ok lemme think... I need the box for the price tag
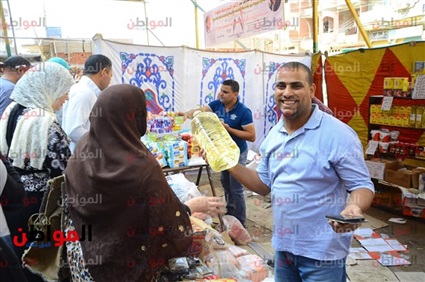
[412,74,425,99]
[365,140,379,155]
[381,97,393,111]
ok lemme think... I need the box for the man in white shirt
[62,54,113,152]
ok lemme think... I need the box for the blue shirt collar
[222,98,240,112]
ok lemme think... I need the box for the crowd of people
[0,55,374,282]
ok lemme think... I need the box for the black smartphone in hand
[325,214,366,224]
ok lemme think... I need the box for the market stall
[94,36,314,151]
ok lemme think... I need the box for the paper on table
[354,228,378,238]
[378,253,411,266]
[348,247,373,260]
[357,238,394,252]
[385,239,408,252]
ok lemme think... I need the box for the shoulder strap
[6,104,26,149]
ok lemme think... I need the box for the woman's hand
[185,196,226,217]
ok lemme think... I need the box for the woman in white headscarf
[0,62,74,268]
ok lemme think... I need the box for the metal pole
[312,0,319,53]
[0,0,11,56]
[345,0,372,48]
[143,0,149,45]
[205,165,224,232]
[194,0,199,49]
[5,0,17,54]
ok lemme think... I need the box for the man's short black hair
[222,79,239,93]
[3,56,31,69]
[277,62,313,85]
[83,54,112,75]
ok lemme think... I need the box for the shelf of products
[367,96,425,161]
[369,124,425,131]
[366,96,425,219]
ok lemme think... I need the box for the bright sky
[3,0,230,48]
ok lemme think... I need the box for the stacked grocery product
[142,133,189,168]
[370,104,425,128]
[181,132,201,159]
[383,77,410,97]
[369,128,425,160]
[382,61,425,98]
[147,111,185,133]
[142,112,190,168]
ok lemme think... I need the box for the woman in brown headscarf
[64,84,198,281]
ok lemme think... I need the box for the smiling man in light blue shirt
[228,62,374,282]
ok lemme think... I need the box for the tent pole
[312,0,319,53]
[190,0,202,49]
[345,0,372,48]
[194,0,199,49]
[0,0,12,56]
[143,0,149,45]
[5,0,17,54]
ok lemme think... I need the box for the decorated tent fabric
[325,41,425,148]
[94,37,317,151]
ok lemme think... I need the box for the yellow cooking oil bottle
[190,111,239,172]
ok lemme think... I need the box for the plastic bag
[237,254,269,282]
[222,215,251,245]
[207,250,242,280]
[168,257,189,274]
[165,173,202,203]
[205,229,228,250]
[228,245,249,258]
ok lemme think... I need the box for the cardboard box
[372,184,403,208]
[365,159,397,180]
[384,162,425,188]
[403,197,425,218]
[372,191,392,207]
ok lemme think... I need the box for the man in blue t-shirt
[181,79,255,226]
[0,56,32,116]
